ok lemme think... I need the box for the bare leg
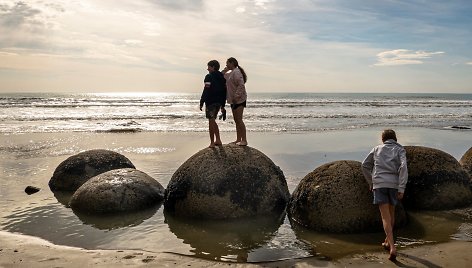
[212,119,222,145]
[384,205,396,249]
[379,203,396,260]
[208,119,221,147]
[232,106,247,145]
[231,108,241,143]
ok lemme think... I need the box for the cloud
[147,0,203,11]
[374,49,444,66]
[0,1,65,50]
[0,2,41,28]
[467,62,472,65]
[0,1,63,30]
[0,51,18,56]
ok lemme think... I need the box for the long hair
[227,57,247,83]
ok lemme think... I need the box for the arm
[234,69,246,94]
[361,148,375,190]
[397,147,408,193]
[221,83,227,108]
[200,76,211,110]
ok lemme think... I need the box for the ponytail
[238,66,247,83]
[227,57,248,83]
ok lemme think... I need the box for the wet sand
[1,231,471,267]
[1,128,471,266]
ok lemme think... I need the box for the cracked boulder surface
[164,144,290,219]
[70,168,164,214]
[403,146,472,210]
[49,149,136,192]
[288,160,407,233]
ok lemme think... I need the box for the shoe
[388,252,397,261]
[382,242,390,251]
[219,109,226,121]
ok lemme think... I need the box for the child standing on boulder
[361,129,408,261]
[200,60,227,148]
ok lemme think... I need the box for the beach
[1,128,471,266]
[1,227,472,267]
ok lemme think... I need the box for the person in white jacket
[221,57,248,146]
[362,129,408,261]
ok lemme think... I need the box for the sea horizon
[1,92,471,134]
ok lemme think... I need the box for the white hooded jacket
[362,139,408,193]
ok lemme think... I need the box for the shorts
[373,188,398,205]
[231,101,246,110]
[205,103,221,119]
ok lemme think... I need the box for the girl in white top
[222,57,248,146]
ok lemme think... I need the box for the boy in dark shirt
[199,60,227,147]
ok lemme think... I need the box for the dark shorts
[205,103,221,119]
[373,188,398,205]
[230,101,246,110]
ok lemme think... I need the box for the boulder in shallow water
[70,168,164,214]
[49,149,135,192]
[403,146,472,210]
[459,147,472,179]
[164,145,290,219]
[288,160,407,233]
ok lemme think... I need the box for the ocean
[1,92,471,263]
[1,92,471,133]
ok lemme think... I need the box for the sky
[0,0,471,93]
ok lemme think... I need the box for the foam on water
[1,93,471,133]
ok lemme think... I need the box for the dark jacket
[200,71,226,108]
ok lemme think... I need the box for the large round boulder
[288,160,407,233]
[459,147,472,179]
[49,149,135,191]
[164,145,290,219]
[404,146,472,210]
[70,168,164,214]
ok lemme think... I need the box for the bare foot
[388,246,397,261]
[214,141,223,146]
[209,143,215,148]
[388,251,397,261]
[236,141,248,146]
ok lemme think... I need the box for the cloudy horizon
[0,0,471,93]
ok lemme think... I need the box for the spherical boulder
[404,146,472,210]
[459,147,472,179]
[70,168,164,214]
[49,149,135,192]
[164,145,290,219]
[288,160,407,233]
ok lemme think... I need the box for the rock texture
[49,149,135,192]
[70,168,164,214]
[288,160,407,233]
[459,147,472,179]
[164,145,290,219]
[404,146,472,210]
